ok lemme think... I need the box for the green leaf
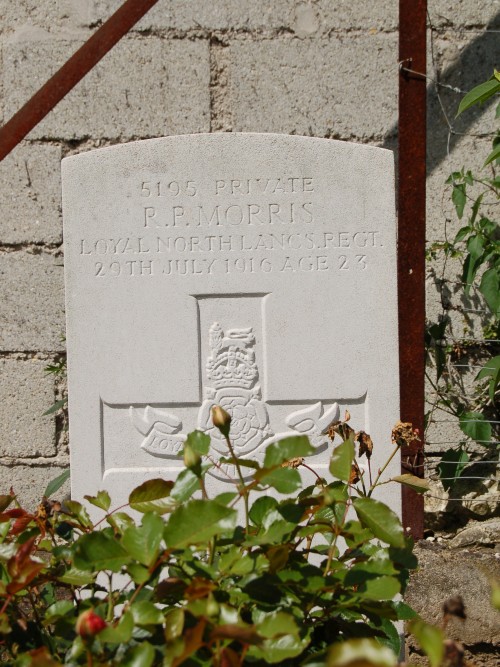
[249,496,279,526]
[107,511,134,533]
[491,580,500,610]
[122,513,164,566]
[0,494,14,513]
[252,518,295,545]
[459,411,492,444]
[470,194,483,225]
[257,467,302,494]
[479,268,500,318]
[263,435,314,468]
[130,601,164,626]
[461,254,475,296]
[453,225,471,243]
[44,469,70,498]
[185,430,210,455]
[342,520,373,548]
[327,638,397,666]
[359,575,401,600]
[44,600,75,623]
[410,619,444,667]
[43,399,67,416]
[484,141,500,167]
[64,501,92,528]
[165,608,184,642]
[164,499,236,548]
[255,611,299,639]
[0,613,11,634]
[329,439,355,482]
[347,550,398,578]
[393,601,418,621]
[214,492,238,506]
[171,468,200,502]
[249,632,309,664]
[462,237,486,295]
[377,617,402,657]
[436,449,469,492]
[129,479,175,514]
[476,355,500,402]
[127,563,150,584]
[467,233,485,261]
[391,474,429,494]
[73,531,130,572]
[121,642,155,667]
[353,497,405,548]
[451,183,466,219]
[457,78,500,115]
[57,566,95,586]
[84,490,111,512]
[99,611,134,644]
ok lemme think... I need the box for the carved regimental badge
[130,323,341,479]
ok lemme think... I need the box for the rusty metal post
[398,0,427,539]
[0,0,160,162]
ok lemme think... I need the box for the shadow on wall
[382,10,500,178]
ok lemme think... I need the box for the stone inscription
[77,176,383,278]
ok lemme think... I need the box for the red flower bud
[76,609,107,639]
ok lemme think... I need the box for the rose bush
[0,412,441,667]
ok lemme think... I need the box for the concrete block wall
[424,3,500,538]
[0,1,497,520]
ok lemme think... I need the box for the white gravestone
[62,134,400,512]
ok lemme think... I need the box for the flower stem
[224,434,250,534]
[368,445,400,497]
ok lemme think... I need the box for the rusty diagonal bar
[398,0,427,539]
[0,0,161,162]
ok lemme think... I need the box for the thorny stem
[199,474,208,500]
[324,489,352,576]
[353,459,367,496]
[209,537,216,565]
[367,458,373,488]
[93,502,130,529]
[368,445,400,497]
[28,589,43,628]
[124,549,173,611]
[0,594,12,615]
[300,462,326,486]
[224,434,250,535]
[106,573,114,622]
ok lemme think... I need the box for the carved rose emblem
[198,388,272,456]
[219,395,267,448]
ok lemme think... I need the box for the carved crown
[206,323,258,389]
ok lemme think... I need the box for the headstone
[62,134,400,512]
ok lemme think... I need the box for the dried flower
[281,457,304,469]
[356,431,373,459]
[327,411,356,443]
[443,639,465,666]
[76,609,107,639]
[349,465,360,485]
[327,420,341,441]
[211,405,232,437]
[391,421,420,448]
[443,595,466,620]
